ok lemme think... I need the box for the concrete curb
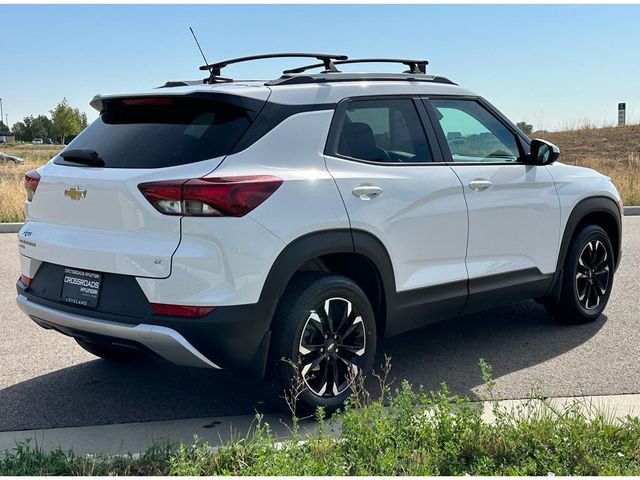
[625,206,640,216]
[1,393,639,457]
[0,412,301,458]
[1,207,639,234]
[0,223,22,233]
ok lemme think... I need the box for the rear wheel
[545,225,615,323]
[266,273,377,415]
[75,338,145,362]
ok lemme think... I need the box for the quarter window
[429,99,520,163]
[333,99,433,163]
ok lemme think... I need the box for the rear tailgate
[20,162,207,278]
[19,91,269,279]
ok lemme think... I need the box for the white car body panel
[546,162,622,231]
[214,110,350,243]
[136,216,285,306]
[449,164,561,278]
[325,158,468,290]
[19,156,229,279]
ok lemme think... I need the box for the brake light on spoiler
[138,176,283,217]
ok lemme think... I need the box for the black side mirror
[529,138,560,165]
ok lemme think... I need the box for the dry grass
[570,154,640,206]
[536,124,640,206]
[0,126,639,222]
[0,145,61,222]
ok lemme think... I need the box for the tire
[266,272,377,415]
[75,338,146,362]
[545,225,615,324]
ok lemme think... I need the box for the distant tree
[0,120,9,135]
[32,115,53,139]
[50,98,81,144]
[516,121,534,136]
[11,115,51,141]
[73,108,88,131]
[12,121,28,141]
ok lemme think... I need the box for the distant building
[0,135,16,143]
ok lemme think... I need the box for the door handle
[352,185,383,200]
[468,179,492,191]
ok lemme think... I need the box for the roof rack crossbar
[199,53,348,83]
[283,58,429,75]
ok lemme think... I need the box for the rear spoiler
[90,90,271,114]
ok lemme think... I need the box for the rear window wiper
[60,149,105,167]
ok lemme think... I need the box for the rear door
[424,97,560,307]
[20,93,265,278]
[324,96,469,335]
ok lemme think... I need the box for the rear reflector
[151,303,215,317]
[139,175,283,217]
[24,169,40,202]
[19,275,32,287]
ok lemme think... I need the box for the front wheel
[266,273,377,415]
[545,225,615,323]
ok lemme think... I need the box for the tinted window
[62,97,252,168]
[430,99,520,163]
[334,99,432,163]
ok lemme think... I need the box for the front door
[425,97,561,309]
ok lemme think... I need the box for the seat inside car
[340,122,391,162]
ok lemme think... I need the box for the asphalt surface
[1,218,639,432]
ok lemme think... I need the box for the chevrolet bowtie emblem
[64,187,87,200]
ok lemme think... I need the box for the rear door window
[59,96,253,168]
[331,98,433,164]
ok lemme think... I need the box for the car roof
[90,75,476,110]
[266,76,476,105]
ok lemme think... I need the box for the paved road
[1,218,639,432]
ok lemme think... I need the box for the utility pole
[0,98,4,130]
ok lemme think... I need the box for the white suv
[16,54,622,412]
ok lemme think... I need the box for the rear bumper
[16,294,220,369]
[16,277,279,377]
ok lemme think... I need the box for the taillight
[19,275,32,287]
[151,303,215,317]
[24,169,40,202]
[138,176,283,217]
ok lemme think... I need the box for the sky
[1,4,639,132]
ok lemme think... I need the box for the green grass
[2,361,640,476]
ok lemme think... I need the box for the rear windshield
[60,96,253,168]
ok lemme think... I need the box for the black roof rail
[266,72,456,87]
[283,58,429,75]
[199,53,348,84]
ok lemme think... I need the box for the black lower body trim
[383,268,553,337]
[463,268,553,315]
[386,280,467,337]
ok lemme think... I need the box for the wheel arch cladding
[259,229,394,337]
[549,196,621,299]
